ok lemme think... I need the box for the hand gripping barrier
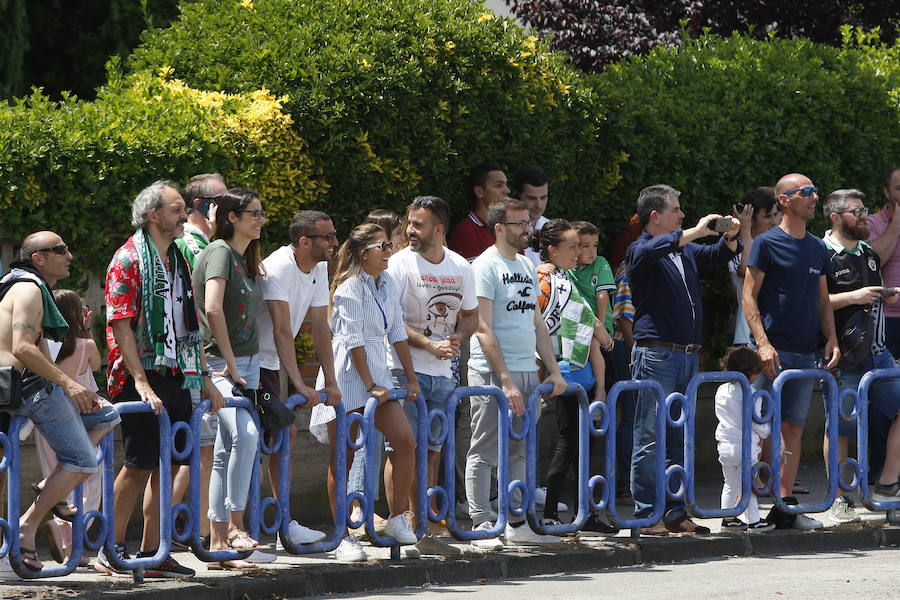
[683,371,773,518]
[770,369,841,515]
[2,415,92,579]
[857,367,900,512]
[604,378,668,532]
[524,382,596,536]
[183,396,260,565]
[440,385,511,543]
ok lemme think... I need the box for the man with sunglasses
[174,173,227,269]
[255,210,340,546]
[0,232,120,572]
[743,172,838,530]
[821,189,900,526]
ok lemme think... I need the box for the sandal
[31,482,77,523]
[226,529,258,551]
[19,547,42,572]
[208,560,257,570]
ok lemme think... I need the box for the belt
[637,339,702,354]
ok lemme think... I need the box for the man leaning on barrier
[822,189,900,523]
[0,232,120,572]
[99,181,225,578]
[626,184,740,536]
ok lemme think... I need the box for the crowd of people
[0,163,899,579]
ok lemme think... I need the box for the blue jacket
[626,230,740,345]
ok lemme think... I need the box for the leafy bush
[128,0,624,231]
[0,66,323,272]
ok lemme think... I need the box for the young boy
[568,222,616,344]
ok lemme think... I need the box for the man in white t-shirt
[387,196,478,556]
[257,210,341,545]
[515,166,550,266]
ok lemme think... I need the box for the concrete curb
[6,528,895,600]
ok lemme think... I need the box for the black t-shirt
[824,234,884,348]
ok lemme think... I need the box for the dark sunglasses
[783,186,818,197]
[365,241,394,251]
[836,207,869,218]
[35,244,69,255]
[412,196,433,207]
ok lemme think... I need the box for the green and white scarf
[540,268,596,370]
[134,228,203,390]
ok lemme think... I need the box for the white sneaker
[793,513,824,530]
[246,549,277,563]
[504,522,561,545]
[334,536,367,562]
[384,512,418,544]
[829,497,861,524]
[287,520,327,544]
[534,487,568,513]
[470,521,504,551]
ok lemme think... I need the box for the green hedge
[128,0,624,230]
[0,66,321,273]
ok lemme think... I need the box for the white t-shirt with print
[387,246,478,378]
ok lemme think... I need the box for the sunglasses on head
[35,244,69,255]
[783,186,818,197]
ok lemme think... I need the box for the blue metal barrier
[857,367,900,512]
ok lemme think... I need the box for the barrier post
[858,367,900,512]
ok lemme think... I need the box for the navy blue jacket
[626,230,740,345]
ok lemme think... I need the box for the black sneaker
[721,517,747,531]
[95,543,132,576]
[581,513,620,534]
[138,551,196,578]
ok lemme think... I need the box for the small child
[716,346,774,532]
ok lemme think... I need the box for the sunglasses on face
[35,244,69,255]
[837,207,869,218]
[365,241,394,251]
[784,186,818,197]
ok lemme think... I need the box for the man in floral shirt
[99,180,223,578]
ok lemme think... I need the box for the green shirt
[192,239,262,357]
[568,256,616,333]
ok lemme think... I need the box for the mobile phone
[735,203,746,213]
[196,197,214,218]
[881,287,898,298]
[710,217,732,233]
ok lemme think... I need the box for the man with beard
[256,210,341,546]
[386,195,477,556]
[743,173,839,530]
[626,184,739,536]
[822,189,900,524]
[464,198,567,548]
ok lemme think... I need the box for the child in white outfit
[715,346,774,532]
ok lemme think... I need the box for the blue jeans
[393,370,456,452]
[611,339,636,494]
[207,355,261,521]
[630,344,698,522]
[754,350,816,426]
[833,351,900,437]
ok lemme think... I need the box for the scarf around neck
[133,228,203,390]
[0,262,69,341]
[539,268,595,370]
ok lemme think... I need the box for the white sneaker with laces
[504,522,561,545]
[384,512,418,544]
[829,497,861,524]
[288,520,327,544]
[470,521,504,550]
[793,513,824,530]
[246,549,277,563]
[335,536,367,562]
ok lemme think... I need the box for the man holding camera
[627,184,739,536]
[822,189,900,524]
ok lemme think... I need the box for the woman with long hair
[192,188,268,569]
[531,219,618,534]
[309,223,421,562]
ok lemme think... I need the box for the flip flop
[207,560,257,570]
[31,482,77,523]
[19,547,42,572]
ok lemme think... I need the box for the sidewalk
[2,465,897,599]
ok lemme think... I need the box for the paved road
[308,548,900,600]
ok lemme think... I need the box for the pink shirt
[867,210,900,317]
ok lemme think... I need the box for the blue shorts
[754,350,817,426]
[15,380,120,473]
[832,351,900,437]
[392,370,455,452]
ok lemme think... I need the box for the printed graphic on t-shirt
[413,273,465,339]
[501,271,536,313]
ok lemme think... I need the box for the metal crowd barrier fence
[5,368,900,581]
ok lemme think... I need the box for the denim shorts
[190,389,219,447]
[832,351,900,437]
[392,369,455,452]
[754,350,816,426]
[15,380,120,473]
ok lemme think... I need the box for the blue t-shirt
[468,246,538,374]
[748,227,831,353]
